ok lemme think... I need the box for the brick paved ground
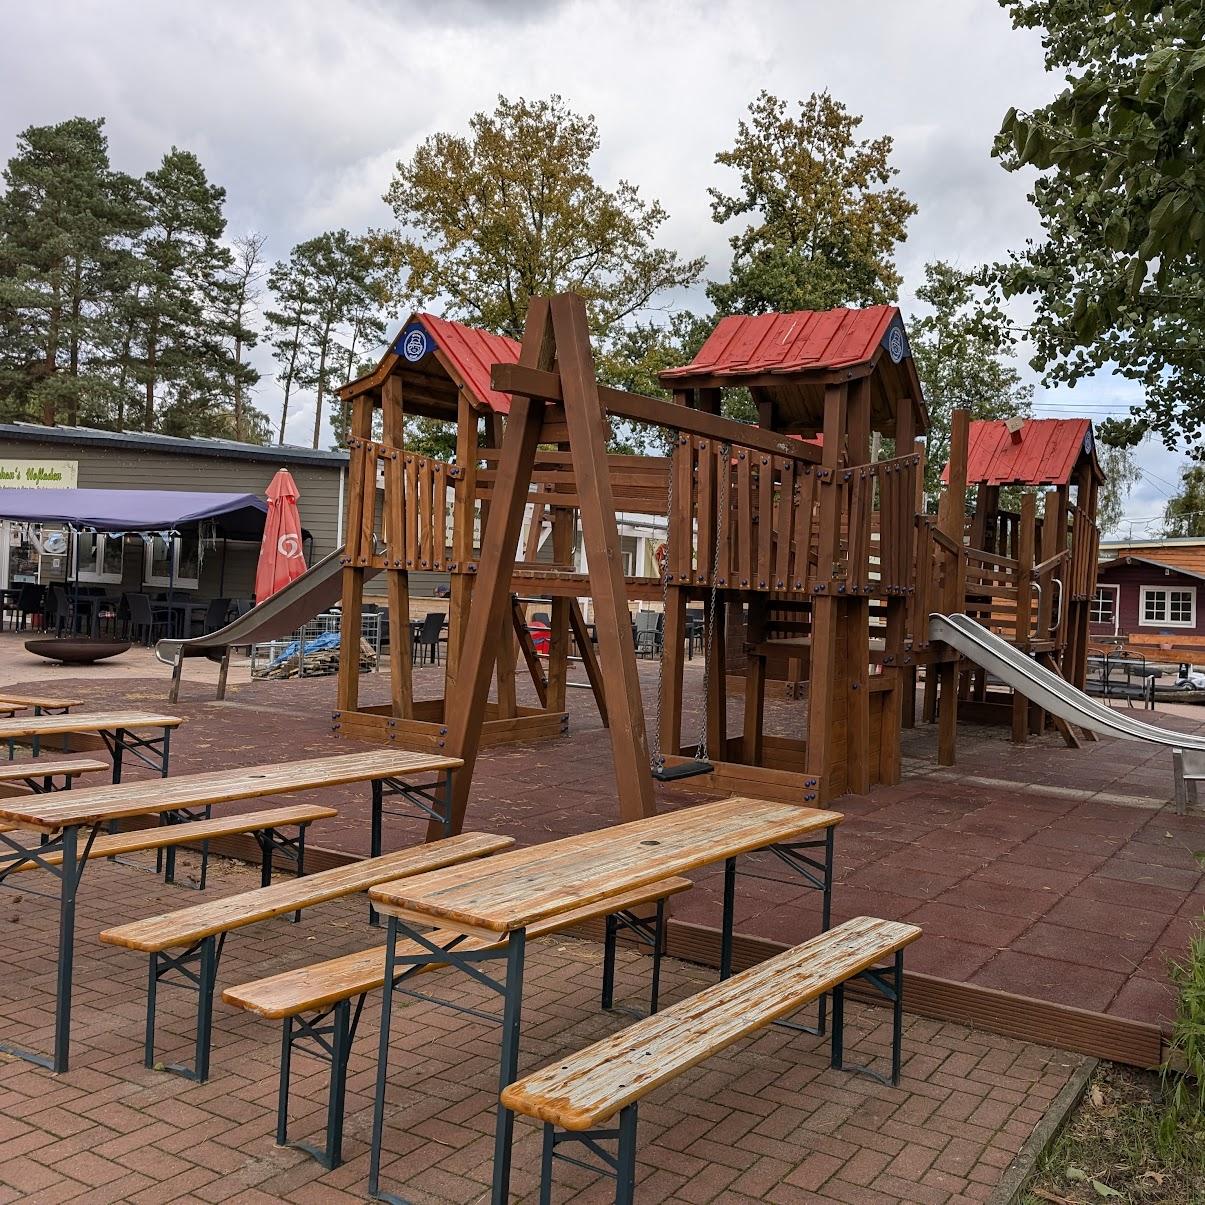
[0,852,1082,1204]
[3,632,1198,1031]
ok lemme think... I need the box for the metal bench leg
[276,1018,294,1148]
[890,950,905,1086]
[615,1103,639,1205]
[601,913,618,1009]
[1174,749,1187,815]
[324,1000,352,1169]
[146,933,224,1081]
[539,1123,555,1205]
[830,982,845,1073]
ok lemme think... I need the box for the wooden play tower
[921,412,1103,756]
[332,294,931,834]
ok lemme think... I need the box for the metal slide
[928,612,1205,752]
[154,546,370,667]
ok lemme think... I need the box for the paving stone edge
[987,1055,1097,1204]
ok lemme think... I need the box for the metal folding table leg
[720,855,737,980]
[490,928,527,1205]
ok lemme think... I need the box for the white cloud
[0,0,1182,522]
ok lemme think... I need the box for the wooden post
[445,392,479,695]
[659,588,686,757]
[568,598,609,727]
[550,294,655,820]
[936,409,969,766]
[545,492,573,714]
[742,595,767,765]
[440,302,554,838]
[705,597,727,761]
[484,410,518,720]
[336,393,374,714]
[846,377,872,795]
[382,374,414,719]
[1012,491,1036,744]
[806,382,847,791]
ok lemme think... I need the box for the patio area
[0,631,1199,1200]
[0,850,1082,1204]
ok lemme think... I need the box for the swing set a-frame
[334,292,929,838]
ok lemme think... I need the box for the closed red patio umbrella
[254,469,307,604]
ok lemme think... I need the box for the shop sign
[0,460,78,488]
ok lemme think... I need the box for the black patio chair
[125,592,172,646]
[10,583,45,632]
[634,611,663,659]
[197,597,231,635]
[413,612,447,666]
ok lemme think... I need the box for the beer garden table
[366,795,844,1204]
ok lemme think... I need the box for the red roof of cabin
[661,306,899,380]
[418,313,520,413]
[943,418,1095,487]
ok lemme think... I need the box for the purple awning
[0,488,270,539]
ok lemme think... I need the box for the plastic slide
[154,546,372,667]
[928,611,1205,753]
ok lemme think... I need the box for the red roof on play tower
[661,306,902,379]
[414,313,520,413]
[942,417,1102,487]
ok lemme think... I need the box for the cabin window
[144,532,201,590]
[1139,585,1196,628]
[74,532,124,585]
[1089,586,1116,625]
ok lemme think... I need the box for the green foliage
[1160,922,1205,1151]
[403,417,457,462]
[991,1,1205,456]
[0,116,145,427]
[707,91,916,316]
[1163,465,1205,538]
[383,94,703,342]
[908,261,1033,503]
[264,231,390,448]
[1096,442,1143,535]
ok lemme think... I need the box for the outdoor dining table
[366,794,844,1204]
[0,710,183,779]
[0,748,458,1075]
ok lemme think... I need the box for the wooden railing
[475,450,670,515]
[344,438,454,571]
[1067,503,1100,601]
[666,439,920,597]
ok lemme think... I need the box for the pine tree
[0,116,144,426]
[131,148,234,432]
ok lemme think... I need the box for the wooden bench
[223,876,692,1169]
[502,916,922,1204]
[98,832,513,1083]
[0,757,109,794]
[6,803,336,881]
[0,709,182,773]
[0,694,84,713]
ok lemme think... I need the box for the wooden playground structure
[331,296,1104,834]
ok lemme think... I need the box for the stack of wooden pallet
[256,637,377,680]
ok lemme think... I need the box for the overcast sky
[0,0,1181,535]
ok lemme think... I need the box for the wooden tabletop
[369,796,843,936]
[0,748,464,832]
[0,694,84,710]
[0,710,183,741]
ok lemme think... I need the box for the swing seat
[652,758,714,782]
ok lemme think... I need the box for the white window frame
[74,531,124,585]
[143,533,200,590]
[1089,584,1119,635]
[1139,584,1196,629]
